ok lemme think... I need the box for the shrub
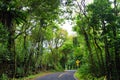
[0,74,8,80]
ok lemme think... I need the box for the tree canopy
[0,0,120,80]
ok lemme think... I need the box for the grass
[74,71,106,80]
[74,71,80,80]
[13,71,55,80]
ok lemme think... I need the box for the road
[36,70,77,80]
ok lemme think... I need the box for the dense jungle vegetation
[0,0,120,80]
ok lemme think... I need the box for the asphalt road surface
[36,70,77,80]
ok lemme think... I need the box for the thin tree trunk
[94,38,103,74]
[23,31,28,76]
[113,0,120,79]
[102,20,111,80]
[0,11,16,77]
[92,27,105,75]
[81,26,95,73]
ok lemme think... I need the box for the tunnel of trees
[0,0,120,80]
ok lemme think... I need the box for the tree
[0,0,27,77]
[60,39,73,69]
[73,0,120,79]
[0,0,62,78]
[45,26,68,70]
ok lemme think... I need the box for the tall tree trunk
[92,27,105,75]
[0,11,16,77]
[35,19,44,71]
[113,0,120,79]
[7,17,16,78]
[93,37,106,75]
[102,20,111,80]
[81,26,95,73]
[23,31,28,76]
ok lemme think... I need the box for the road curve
[36,70,76,80]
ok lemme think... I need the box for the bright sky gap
[61,0,93,35]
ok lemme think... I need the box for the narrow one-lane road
[36,70,77,80]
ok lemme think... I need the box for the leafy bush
[0,23,8,43]
[75,63,105,80]
[16,67,24,77]
[0,74,8,80]
[54,63,63,71]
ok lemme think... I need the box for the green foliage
[16,67,24,77]
[0,0,68,79]
[0,24,9,61]
[0,23,8,42]
[76,63,105,80]
[54,63,63,71]
[0,0,27,25]
[61,41,73,54]
[3,0,120,79]
[60,40,73,68]
[29,0,60,22]
[41,52,54,70]
[0,74,8,80]
[75,71,105,80]
[73,0,120,79]
[0,44,9,61]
